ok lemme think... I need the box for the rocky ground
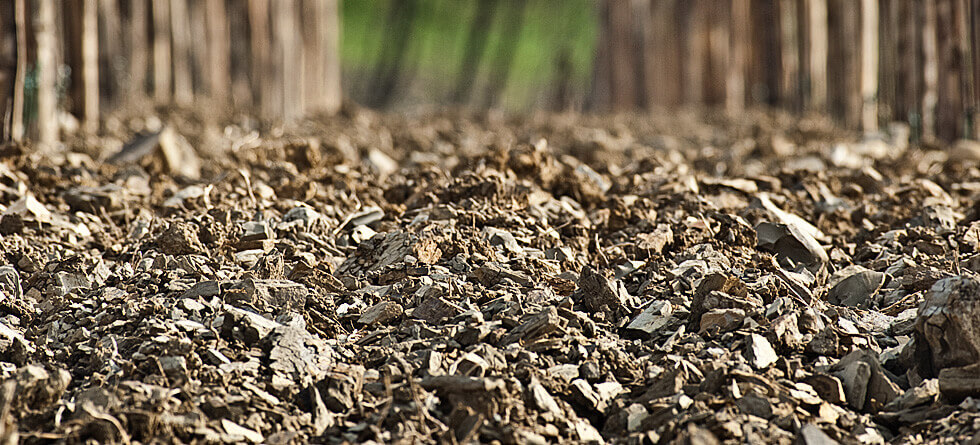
[3,107,980,444]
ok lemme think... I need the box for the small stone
[745,334,778,369]
[806,374,847,405]
[626,300,673,336]
[156,222,206,255]
[358,301,404,326]
[827,267,886,307]
[914,274,980,376]
[575,265,629,314]
[221,419,264,443]
[885,379,939,411]
[699,308,745,334]
[529,379,563,416]
[797,424,839,445]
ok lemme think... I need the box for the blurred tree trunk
[98,0,122,109]
[727,0,750,115]
[151,0,171,102]
[648,0,681,107]
[481,0,526,108]
[248,0,272,117]
[778,0,800,112]
[227,1,252,108]
[922,0,939,140]
[275,0,301,121]
[11,0,27,142]
[877,0,897,124]
[454,0,495,103]
[128,0,148,99]
[685,0,707,104]
[750,0,781,105]
[170,0,192,105]
[321,0,342,114]
[807,0,828,112]
[82,0,100,132]
[189,1,208,91]
[895,1,919,131]
[860,0,878,131]
[969,0,979,138]
[705,1,730,105]
[936,0,966,140]
[302,0,342,114]
[0,0,17,141]
[366,0,418,108]
[206,0,230,104]
[593,0,639,110]
[35,0,58,147]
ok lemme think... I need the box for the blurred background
[1,0,979,146]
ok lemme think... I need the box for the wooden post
[35,0,59,147]
[860,0,878,132]
[151,0,171,102]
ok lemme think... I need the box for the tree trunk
[11,0,27,142]
[275,0,301,121]
[206,0,230,104]
[728,0,750,115]
[301,0,341,114]
[151,0,172,102]
[860,0,878,131]
[647,0,681,107]
[778,0,800,112]
[98,0,122,109]
[80,0,99,133]
[35,0,59,147]
[453,0,495,103]
[807,0,828,112]
[922,0,939,140]
[481,0,526,108]
[705,1,730,106]
[248,0,272,117]
[685,1,707,104]
[321,0,342,114]
[169,0,192,105]
[128,0,148,99]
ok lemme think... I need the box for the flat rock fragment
[625,300,673,336]
[745,334,778,369]
[826,266,886,307]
